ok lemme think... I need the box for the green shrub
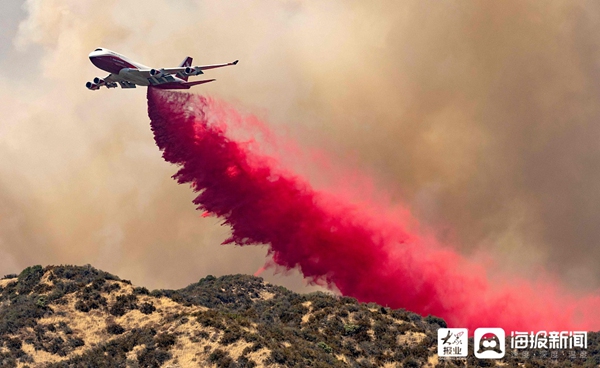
[317,341,333,354]
[17,265,44,294]
[344,324,360,335]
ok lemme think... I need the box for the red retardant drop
[147,88,600,332]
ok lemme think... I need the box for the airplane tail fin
[178,56,193,81]
[183,79,216,88]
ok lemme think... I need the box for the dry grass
[44,293,108,349]
[19,341,62,366]
[161,315,255,368]
[12,278,211,366]
[427,353,439,367]
[104,281,135,304]
[392,318,408,325]
[397,330,427,346]
[259,290,275,301]
[301,313,312,324]
[39,271,55,286]
[1,269,447,367]
[126,344,146,364]
[336,353,349,364]
[301,301,313,324]
[246,347,271,367]
[0,278,15,288]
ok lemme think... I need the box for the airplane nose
[89,48,103,58]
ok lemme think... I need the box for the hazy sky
[1,0,600,295]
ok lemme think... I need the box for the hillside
[0,265,597,367]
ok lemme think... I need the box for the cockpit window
[94,48,102,51]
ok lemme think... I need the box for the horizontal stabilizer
[184,79,216,87]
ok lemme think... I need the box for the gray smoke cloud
[1,0,600,293]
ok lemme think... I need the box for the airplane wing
[99,73,138,89]
[136,60,239,79]
[188,60,239,71]
[104,74,119,83]
[127,60,238,86]
[160,60,239,74]
[111,68,175,86]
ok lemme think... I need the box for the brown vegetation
[0,265,598,367]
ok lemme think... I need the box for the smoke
[148,88,600,331]
[3,0,600,296]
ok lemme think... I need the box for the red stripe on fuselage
[90,55,137,74]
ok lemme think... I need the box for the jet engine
[184,67,203,76]
[149,69,165,79]
[86,81,99,90]
[93,77,105,85]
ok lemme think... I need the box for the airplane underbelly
[119,69,150,86]
[90,57,122,74]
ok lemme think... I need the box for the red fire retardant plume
[147,88,600,332]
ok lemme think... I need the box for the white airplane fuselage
[86,48,237,90]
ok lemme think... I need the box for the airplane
[86,47,238,90]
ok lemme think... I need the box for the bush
[17,265,44,294]
[317,341,333,354]
[196,310,226,329]
[155,333,176,349]
[35,296,47,308]
[74,287,107,313]
[402,356,420,368]
[5,337,22,350]
[59,321,73,335]
[134,287,150,295]
[137,346,171,368]
[139,302,156,315]
[424,314,447,328]
[220,327,243,345]
[344,324,360,335]
[68,337,85,348]
[107,323,125,335]
[237,355,257,368]
[209,349,234,367]
[109,294,138,317]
